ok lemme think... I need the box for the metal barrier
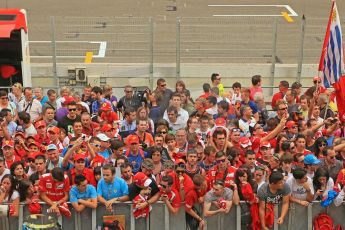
[0,201,344,230]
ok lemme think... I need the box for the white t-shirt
[0,168,10,182]
[286,176,314,200]
[3,190,19,202]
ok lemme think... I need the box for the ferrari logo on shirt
[46,183,52,188]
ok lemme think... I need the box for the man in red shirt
[206,151,237,189]
[67,154,97,187]
[185,174,207,230]
[100,102,119,124]
[271,81,289,109]
[2,140,21,169]
[39,167,71,217]
[34,120,50,145]
[159,175,181,214]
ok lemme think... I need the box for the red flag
[333,76,345,122]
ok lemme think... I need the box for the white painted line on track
[208,5,298,17]
[29,41,107,58]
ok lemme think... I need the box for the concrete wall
[31,63,320,99]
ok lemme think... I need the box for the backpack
[313,213,334,230]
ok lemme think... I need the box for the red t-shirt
[169,171,194,194]
[185,188,206,210]
[271,91,284,109]
[159,187,181,209]
[5,155,22,169]
[39,173,70,201]
[100,111,119,124]
[206,165,237,189]
[69,168,97,187]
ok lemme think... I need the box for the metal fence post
[149,17,154,90]
[50,16,59,88]
[297,15,306,82]
[176,17,181,81]
[270,18,278,96]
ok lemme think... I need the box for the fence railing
[0,201,344,230]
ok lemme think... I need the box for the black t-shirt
[128,174,159,200]
[58,115,81,135]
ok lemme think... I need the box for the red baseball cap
[133,172,152,188]
[215,117,226,127]
[2,139,14,148]
[239,137,252,148]
[260,141,271,148]
[100,102,112,111]
[74,154,85,162]
[62,96,74,105]
[47,126,60,134]
[34,120,46,129]
[28,151,44,160]
[127,135,139,144]
[313,76,321,82]
[28,141,40,148]
[286,120,296,129]
[101,124,113,132]
[14,131,25,138]
[175,158,186,165]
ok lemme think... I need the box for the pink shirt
[250,86,263,100]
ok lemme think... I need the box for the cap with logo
[239,137,252,148]
[2,140,14,148]
[133,172,152,188]
[46,144,58,151]
[96,133,110,142]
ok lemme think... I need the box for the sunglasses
[175,163,186,170]
[176,170,184,174]
[279,107,288,111]
[69,108,77,112]
[0,97,8,100]
[158,131,167,134]
[232,128,241,132]
[314,81,322,84]
[160,84,167,87]
[216,159,226,164]
[28,159,35,163]
[92,144,101,148]
[160,184,171,189]
[318,143,327,147]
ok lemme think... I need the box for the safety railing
[0,201,344,230]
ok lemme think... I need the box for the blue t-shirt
[69,184,97,203]
[99,149,111,159]
[97,177,128,200]
[242,100,259,114]
[127,151,148,173]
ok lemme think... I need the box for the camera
[140,141,148,150]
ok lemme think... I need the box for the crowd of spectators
[0,74,344,230]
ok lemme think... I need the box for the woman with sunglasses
[0,90,17,121]
[313,137,328,159]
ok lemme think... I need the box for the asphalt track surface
[3,0,345,64]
